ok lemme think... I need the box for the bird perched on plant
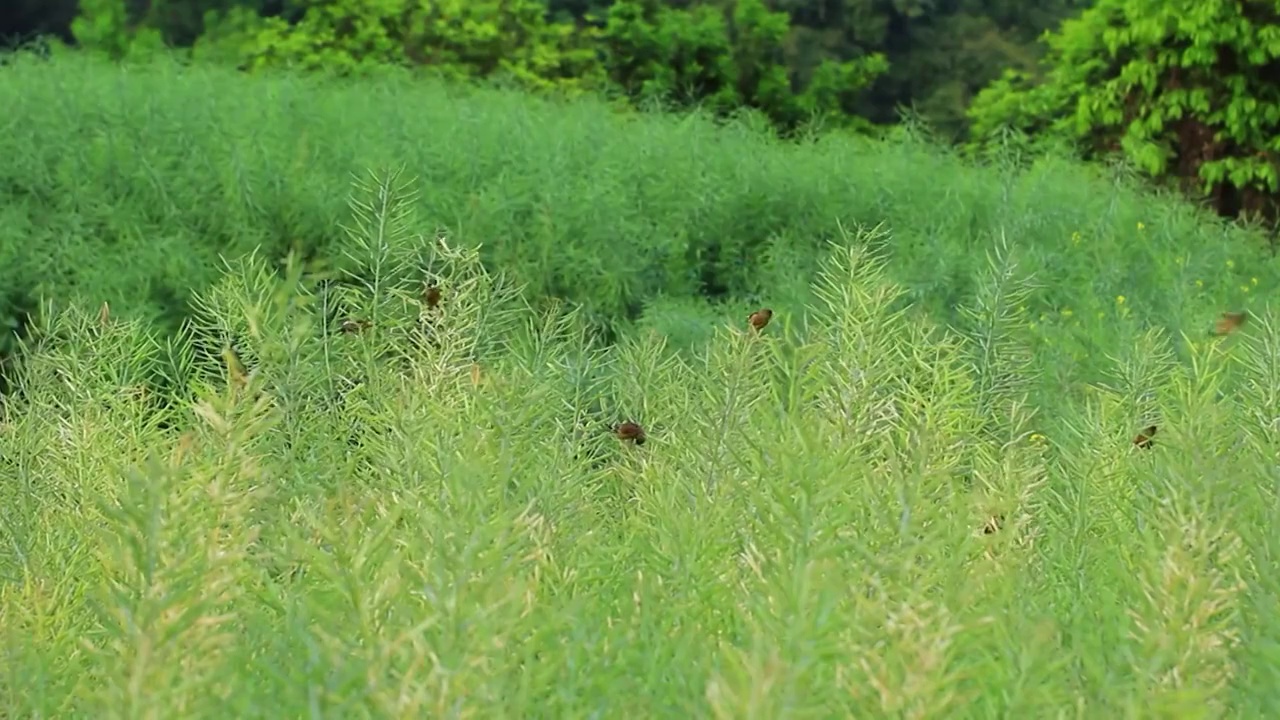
[1212,310,1247,336]
[340,318,371,334]
[424,284,441,311]
[748,308,773,332]
[615,421,646,446]
[1133,424,1157,449]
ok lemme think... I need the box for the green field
[2,51,1280,716]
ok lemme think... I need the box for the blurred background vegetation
[2,0,1085,137]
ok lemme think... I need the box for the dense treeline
[967,0,1280,223]
[12,0,1081,137]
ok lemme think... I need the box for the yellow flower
[1227,259,1235,269]
[1137,222,1145,230]
[1030,433,1047,445]
[1252,277,1259,286]
[1195,279,1204,288]
[1116,295,1126,305]
[1071,231,1082,244]
[1061,308,1073,317]
[1242,285,1251,293]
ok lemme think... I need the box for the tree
[598,0,888,133]
[968,0,1280,220]
[230,0,605,94]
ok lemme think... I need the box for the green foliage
[70,0,167,60]
[232,0,605,93]
[751,0,1079,136]
[599,0,887,132]
[2,51,1278,408]
[190,5,275,67]
[32,0,1085,135]
[3,180,1280,712]
[598,0,736,111]
[968,0,1280,215]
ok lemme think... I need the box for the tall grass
[1,50,1277,407]
[2,170,1279,716]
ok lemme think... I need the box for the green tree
[968,0,1280,219]
[234,0,604,94]
[759,0,1083,135]
[70,0,167,59]
[68,0,274,56]
[599,0,887,133]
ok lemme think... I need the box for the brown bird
[1212,311,1247,336]
[748,308,773,332]
[1133,424,1157,449]
[615,421,646,446]
[425,285,441,311]
[340,318,371,334]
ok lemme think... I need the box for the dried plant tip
[470,363,483,387]
[983,514,1005,535]
[1133,424,1158,449]
[748,308,773,332]
[615,421,646,445]
[98,301,110,327]
[223,346,247,388]
[340,319,371,334]
[172,432,196,467]
[1212,311,1247,336]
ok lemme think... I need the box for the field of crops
[1,51,1279,716]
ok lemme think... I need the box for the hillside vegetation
[1,52,1275,400]
[2,51,1280,715]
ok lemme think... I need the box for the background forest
[4,0,1090,137]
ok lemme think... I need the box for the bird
[425,285,441,311]
[340,318,371,334]
[1133,424,1157,449]
[1212,311,1247,336]
[748,308,773,332]
[615,421,646,446]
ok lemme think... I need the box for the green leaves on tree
[967,0,1280,219]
